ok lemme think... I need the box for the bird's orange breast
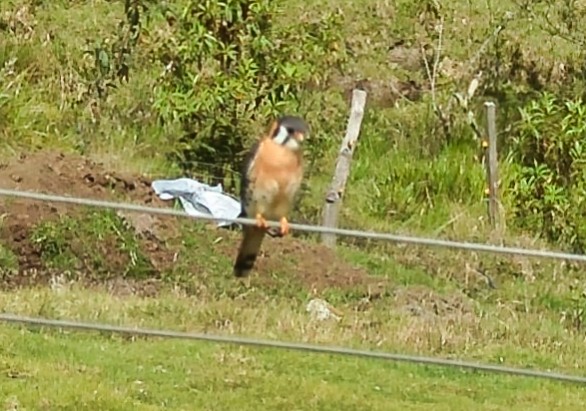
[250,138,303,209]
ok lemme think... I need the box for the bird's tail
[233,225,266,277]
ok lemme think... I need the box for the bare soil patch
[0,151,386,295]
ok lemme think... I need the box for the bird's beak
[296,132,305,142]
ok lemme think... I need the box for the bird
[232,115,310,277]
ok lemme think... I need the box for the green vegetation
[30,210,155,279]
[0,244,18,273]
[2,0,586,409]
[2,285,586,410]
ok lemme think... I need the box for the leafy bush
[151,0,347,183]
[508,92,586,251]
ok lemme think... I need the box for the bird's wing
[238,139,262,217]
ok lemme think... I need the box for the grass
[1,284,586,410]
[2,213,586,408]
[29,209,155,279]
[0,244,18,272]
[2,0,586,409]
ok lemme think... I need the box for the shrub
[151,0,347,184]
[508,91,586,251]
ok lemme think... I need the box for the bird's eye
[286,127,295,135]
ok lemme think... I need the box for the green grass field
[2,285,586,410]
[2,0,586,409]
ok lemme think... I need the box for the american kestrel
[232,115,309,277]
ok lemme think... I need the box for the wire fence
[1,188,586,262]
[2,314,586,385]
[1,187,586,386]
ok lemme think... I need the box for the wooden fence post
[484,101,499,229]
[321,89,367,247]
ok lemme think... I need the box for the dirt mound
[0,151,382,295]
[211,230,387,294]
[0,150,158,203]
[257,239,386,294]
[0,151,170,290]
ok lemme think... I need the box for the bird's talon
[280,217,290,236]
[255,213,268,229]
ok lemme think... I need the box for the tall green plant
[151,0,346,185]
[508,92,586,251]
[79,0,150,102]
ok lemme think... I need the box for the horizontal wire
[1,313,585,385]
[1,187,586,262]
[1,189,586,385]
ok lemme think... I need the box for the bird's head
[270,115,309,151]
